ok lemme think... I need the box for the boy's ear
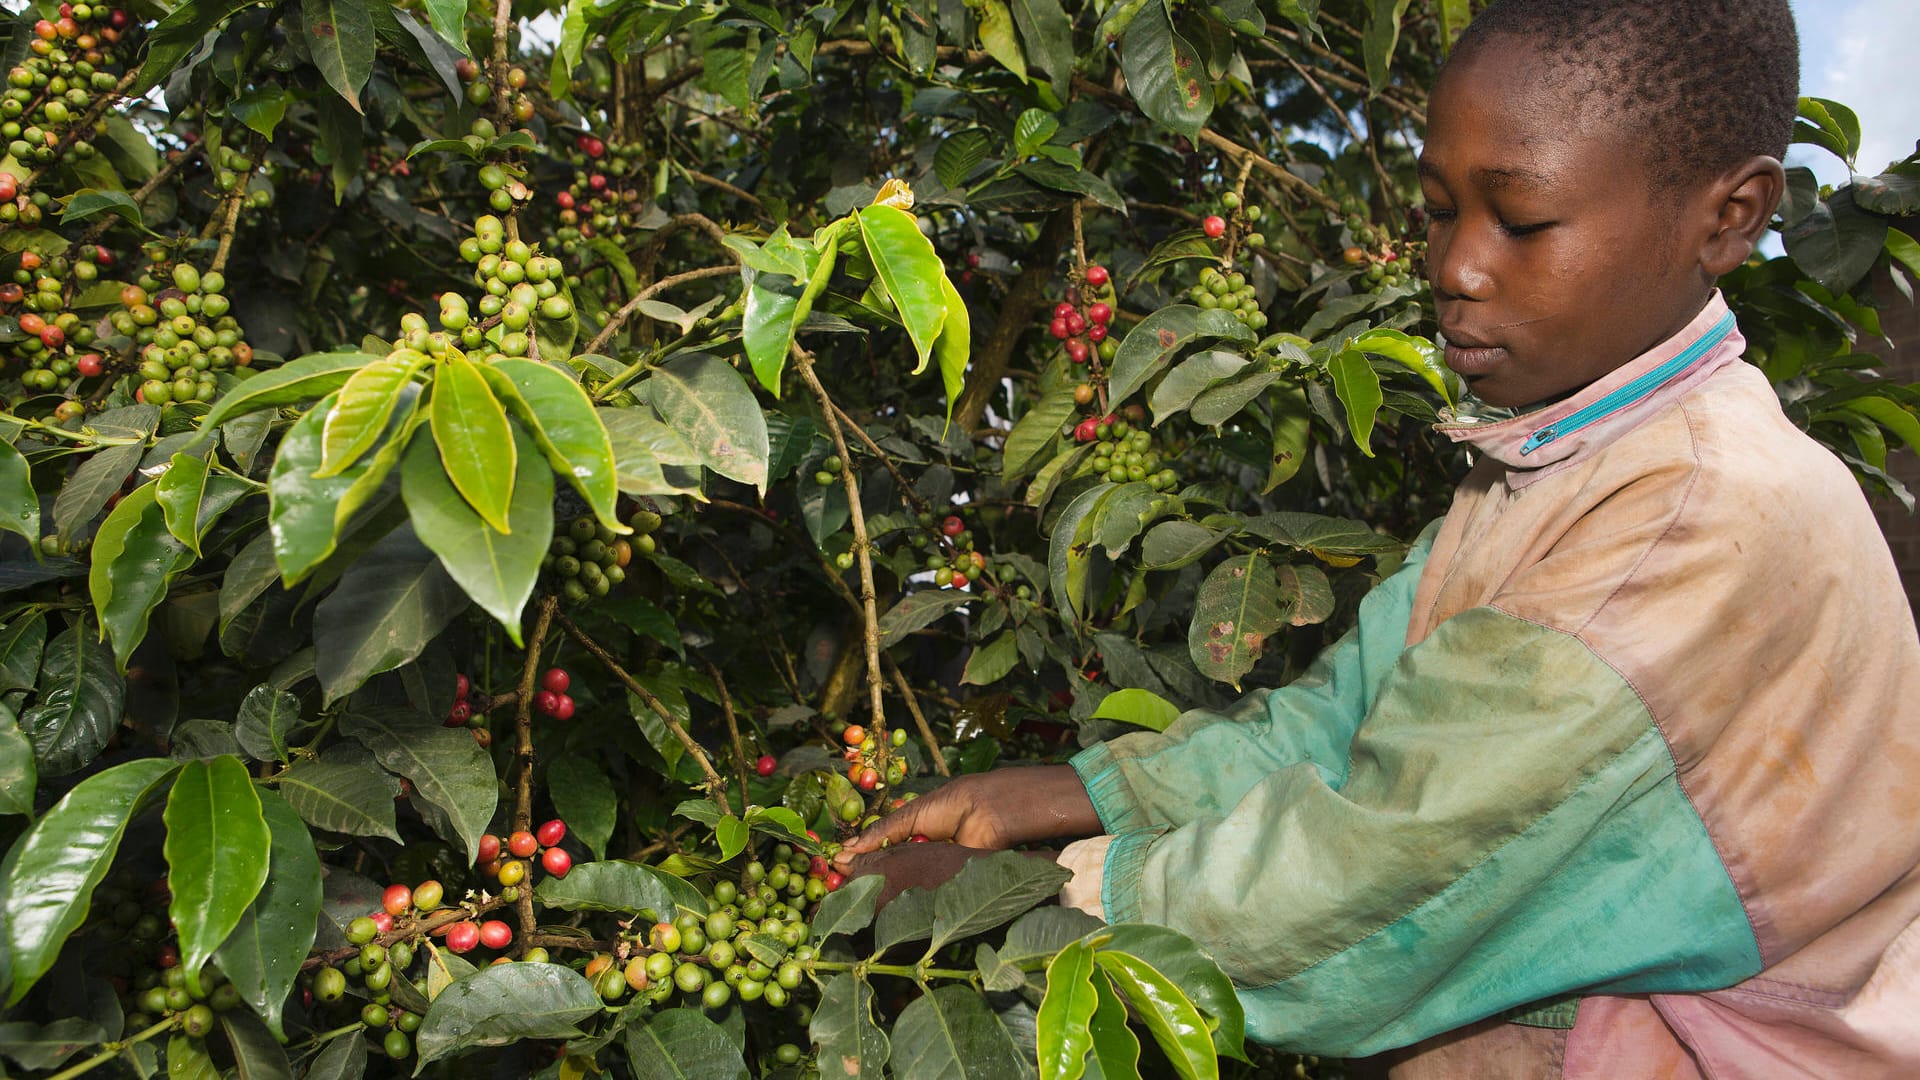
[1699,155,1787,277]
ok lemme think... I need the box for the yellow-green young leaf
[166,756,272,995]
[429,352,517,533]
[1093,951,1217,1080]
[1090,688,1181,732]
[400,424,553,645]
[197,350,377,433]
[978,0,1028,82]
[933,273,970,426]
[857,204,949,371]
[0,439,38,547]
[1838,395,1920,455]
[270,390,411,585]
[1327,350,1383,457]
[1343,329,1452,405]
[317,348,430,477]
[156,454,252,557]
[1037,939,1100,1080]
[476,359,622,534]
[3,758,178,1004]
[89,483,195,670]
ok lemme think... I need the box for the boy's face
[1417,44,1717,408]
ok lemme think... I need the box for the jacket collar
[1435,292,1744,486]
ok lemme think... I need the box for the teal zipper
[1520,312,1737,455]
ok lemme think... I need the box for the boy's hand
[841,842,1062,908]
[833,765,1099,872]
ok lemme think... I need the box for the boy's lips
[1440,330,1506,377]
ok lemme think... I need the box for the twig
[699,657,753,809]
[685,168,769,218]
[553,610,732,813]
[299,894,513,971]
[884,657,950,777]
[508,596,558,949]
[1198,128,1342,214]
[583,263,738,358]
[792,345,889,771]
[44,1016,180,1080]
[828,400,929,518]
[1278,53,1403,229]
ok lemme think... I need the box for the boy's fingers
[835,801,929,863]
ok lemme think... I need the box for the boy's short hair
[1453,0,1800,186]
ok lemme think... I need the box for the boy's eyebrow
[1415,158,1555,192]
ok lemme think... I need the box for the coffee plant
[0,0,1914,1077]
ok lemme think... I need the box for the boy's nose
[1428,230,1494,302]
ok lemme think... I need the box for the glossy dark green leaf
[155,452,209,552]
[311,526,468,705]
[1326,349,1383,456]
[874,887,937,953]
[233,684,311,764]
[1783,188,1890,294]
[1120,1,1212,141]
[428,352,516,533]
[0,705,32,817]
[811,974,890,1080]
[531,859,707,918]
[624,1008,750,1080]
[167,1032,220,1080]
[1187,554,1285,690]
[962,631,1020,686]
[1084,972,1143,1080]
[929,850,1073,952]
[858,205,950,372]
[319,349,427,476]
[340,708,496,865]
[217,1009,293,1079]
[198,352,379,433]
[414,962,603,1069]
[3,757,177,1004]
[1001,907,1106,966]
[0,1018,106,1070]
[1009,0,1073,95]
[401,425,551,645]
[0,439,36,546]
[716,814,749,861]
[648,354,771,491]
[1344,329,1452,405]
[1264,386,1313,492]
[877,591,972,648]
[1794,96,1861,165]
[214,789,321,1041]
[276,752,400,841]
[1106,307,1253,407]
[304,1029,367,1080]
[1238,512,1402,555]
[127,0,260,96]
[421,0,468,52]
[743,271,806,395]
[229,85,291,139]
[478,358,621,532]
[60,188,141,228]
[50,442,140,544]
[268,392,389,585]
[164,756,271,990]
[600,406,705,498]
[303,0,375,111]
[894,983,1033,1080]
[19,623,124,777]
[0,613,46,694]
[1037,940,1100,1080]
[546,755,617,860]
[1093,951,1216,1080]
[89,483,194,669]
[811,873,886,939]
[219,533,280,635]
[1088,924,1244,1061]
[1149,351,1249,425]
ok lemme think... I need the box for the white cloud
[1789,0,1920,184]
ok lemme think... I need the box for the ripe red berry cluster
[834,722,911,804]
[442,672,478,731]
[1045,264,1118,367]
[476,818,575,887]
[545,133,650,254]
[534,666,577,720]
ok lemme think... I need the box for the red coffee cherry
[536,819,567,847]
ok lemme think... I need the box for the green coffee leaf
[1091,688,1180,732]
[217,1010,293,1078]
[275,749,401,841]
[0,613,47,694]
[877,590,972,647]
[165,755,272,991]
[1093,951,1217,1080]
[319,348,428,476]
[1326,349,1383,456]
[532,859,707,918]
[811,873,886,939]
[1037,940,1100,1080]
[0,1018,107,1070]
[1119,1,1212,141]
[1188,554,1286,689]
[1264,386,1313,492]
[1150,351,1249,425]
[1009,0,1074,95]
[1086,971,1143,1079]
[0,438,37,546]
[89,482,194,669]
[233,683,312,764]
[4,758,178,1004]
[1106,307,1253,408]
[1002,386,1077,478]
[19,623,124,777]
[50,442,141,544]
[858,204,950,372]
[478,357,621,533]
[401,425,551,645]
[198,351,376,433]
[810,974,890,1080]
[0,705,33,817]
[312,526,468,705]
[962,631,1020,686]
[268,392,397,585]
[893,984,1032,1079]
[304,1031,367,1080]
[873,887,936,953]
[547,755,617,860]
[216,789,321,1040]
[929,850,1073,952]
[302,0,374,111]
[1090,924,1244,1061]
[414,962,603,1070]
[624,1008,749,1080]
[933,273,970,423]
[1001,907,1106,966]
[648,353,771,491]
[1794,96,1861,165]
[429,351,516,533]
[341,708,497,865]
[743,271,806,395]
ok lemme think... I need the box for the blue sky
[1789,0,1918,184]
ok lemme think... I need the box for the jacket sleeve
[1083,604,1764,1056]
[1070,526,1436,836]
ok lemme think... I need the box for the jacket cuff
[1099,826,1164,926]
[1070,742,1147,834]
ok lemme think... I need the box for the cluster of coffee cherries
[208,143,272,212]
[1073,412,1183,491]
[0,171,48,227]
[88,876,237,1040]
[1045,265,1119,368]
[3,248,101,412]
[1342,235,1425,295]
[476,817,576,887]
[307,890,450,1060]
[126,958,247,1043]
[533,666,577,721]
[912,512,992,590]
[545,132,652,253]
[595,862,822,1012]
[118,261,253,408]
[476,157,533,215]
[1187,265,1266,330]
[444,214,575,360]
[441,672,489,743]
[2,5,134,172]
[1200,190,1269,249]
[453,58,536,122]
[834,722,911,804]
[542,512,642,603]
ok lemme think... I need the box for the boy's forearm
[1006,764,1101,844]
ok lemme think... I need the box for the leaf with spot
[647,354,770,491]
[811,974,890,1080]
[165,756,271,993]
[414,962,604,1070]
[215,789,321,1040]
[1119,0,1213,141]
[1264,385,1313,492]
[1106,306,1253,408]
[3,757,177,1004]
[1187,554,1285,689]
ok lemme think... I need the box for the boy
[841,1,1920,1076]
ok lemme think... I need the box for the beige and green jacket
[1061,294,1920,1077]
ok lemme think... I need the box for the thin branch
[209,141,262,276]
[828,400,929,518]
[583,262,739,365]
[884,657,950,777]
[554,610,733,813]
[510,595,558,950]
[1278,52,1403,229]
[699,657,753,809]
[299,894,512,971]
[684,168,770,219]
